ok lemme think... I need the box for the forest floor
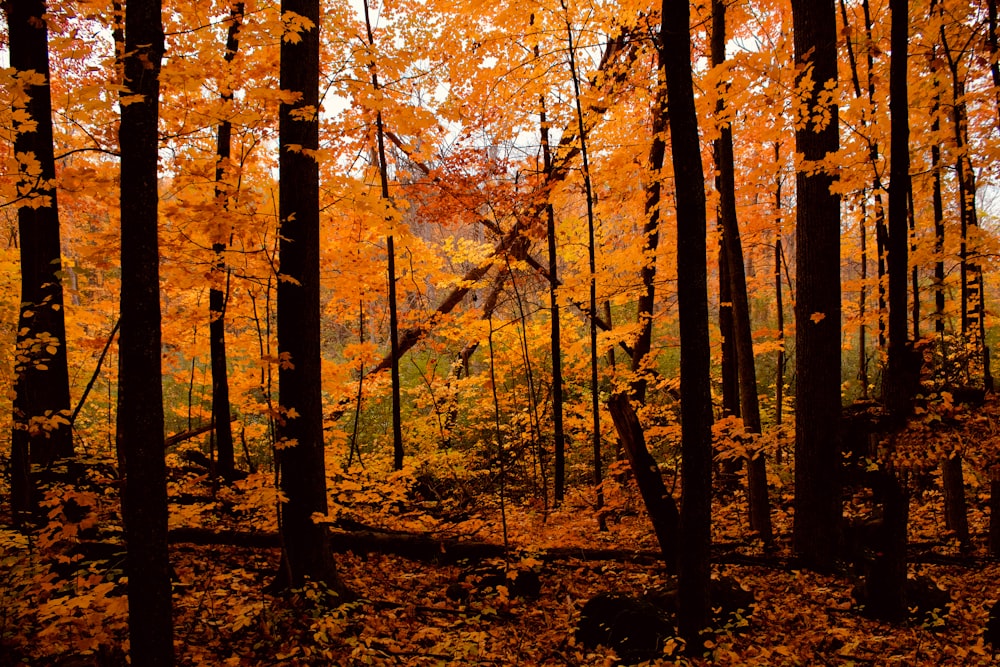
[3,399,1000,665]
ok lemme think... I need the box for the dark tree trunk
[210,2,245,481]
[840,0,868,399]
[663,0,713,648]
[719,243,739,419]
[908,186,919,340]
[118,0,173,661]
[540,99,567,507]
[860,469,909,622]
[564,17,606,529]
[711,0,772,547]
[607,394,678,569]
[774,143,786,428]
[775,237,786,427]
[857,0,889,354]
[362,0,405,471]
[988,0,1000,124]
[632,66,666,404]
[276,0,345,592]
[4,0,74,525]
[941,451,970,551]
[885,0,912,419]
[990,464,1000,558]
[791,0,843,573]
[930,79,945,335]
[861,0,912,623]
[606,26,678,568]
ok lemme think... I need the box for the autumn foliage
[3,0,1000,664]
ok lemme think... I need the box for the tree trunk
[117,0,173,661]
[607,394,678,570]
[990,464,1000,558]
[941,451,970,551]
[861,0,889,354]
[564,15,605,529]
[885,0,912,420]
[210,2,245,481]
[791,0,843,573]
[276,0,345,592]
[361,0,405,471]
[930,64,945,336]
[663,0,713,648]
[860,0,912,623]
[4,0,75,525]
[719,229,739,419]
[605,22,677,570]
[861,468,909,622]
[711,0,772,547]
[540,98,566,507]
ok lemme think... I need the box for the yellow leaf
[810,312,826,323]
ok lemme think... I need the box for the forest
[3,0,1000,664]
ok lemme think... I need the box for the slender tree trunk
[719,230,739,419]
[540,95,566,507]
[712,0,772,547]
[863,0,911,623]
[118,0,173,661]
[210,2,245,481]
[989,464,1000,558]
[791,0,843,573]
[363,0,405,471]
[908,185,919,340]
[4,0,75,525]
[563,9,605,529]
[276,0,345,592]
[775,237,786,428]
[860,0,889,354]
[940,22,985,386]
[859,198,870,398]
[663,0,713,647]
[774,143,787,427]
[886,0,912,419]
[930,61,946,336]
[988,0,1000,124]
[606,17,679,567]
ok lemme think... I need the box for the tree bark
[210,2,245,481]
[711,0,772,547]
[4,0,75,525]
[791,0,843,573]
[885,0,912,419]
[941,450,970,550]
[563,11,606,529]
[117,0,173,660]
[607,394,678,569]
[540,99,567,507]
[276,0,346,592]
[861,0,912,623]
[663,0,713,648]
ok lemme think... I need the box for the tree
[607,10,679,572]
[276,0,346,591]
[711,0,772,547]
[4,0,74,525]
[790,0,843,573]
[862,0,910,622]
[209,1,246,481]
[362,0,405,472]
[663,0,713,648]
[117,0,173,661]
[563,3,606,529]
